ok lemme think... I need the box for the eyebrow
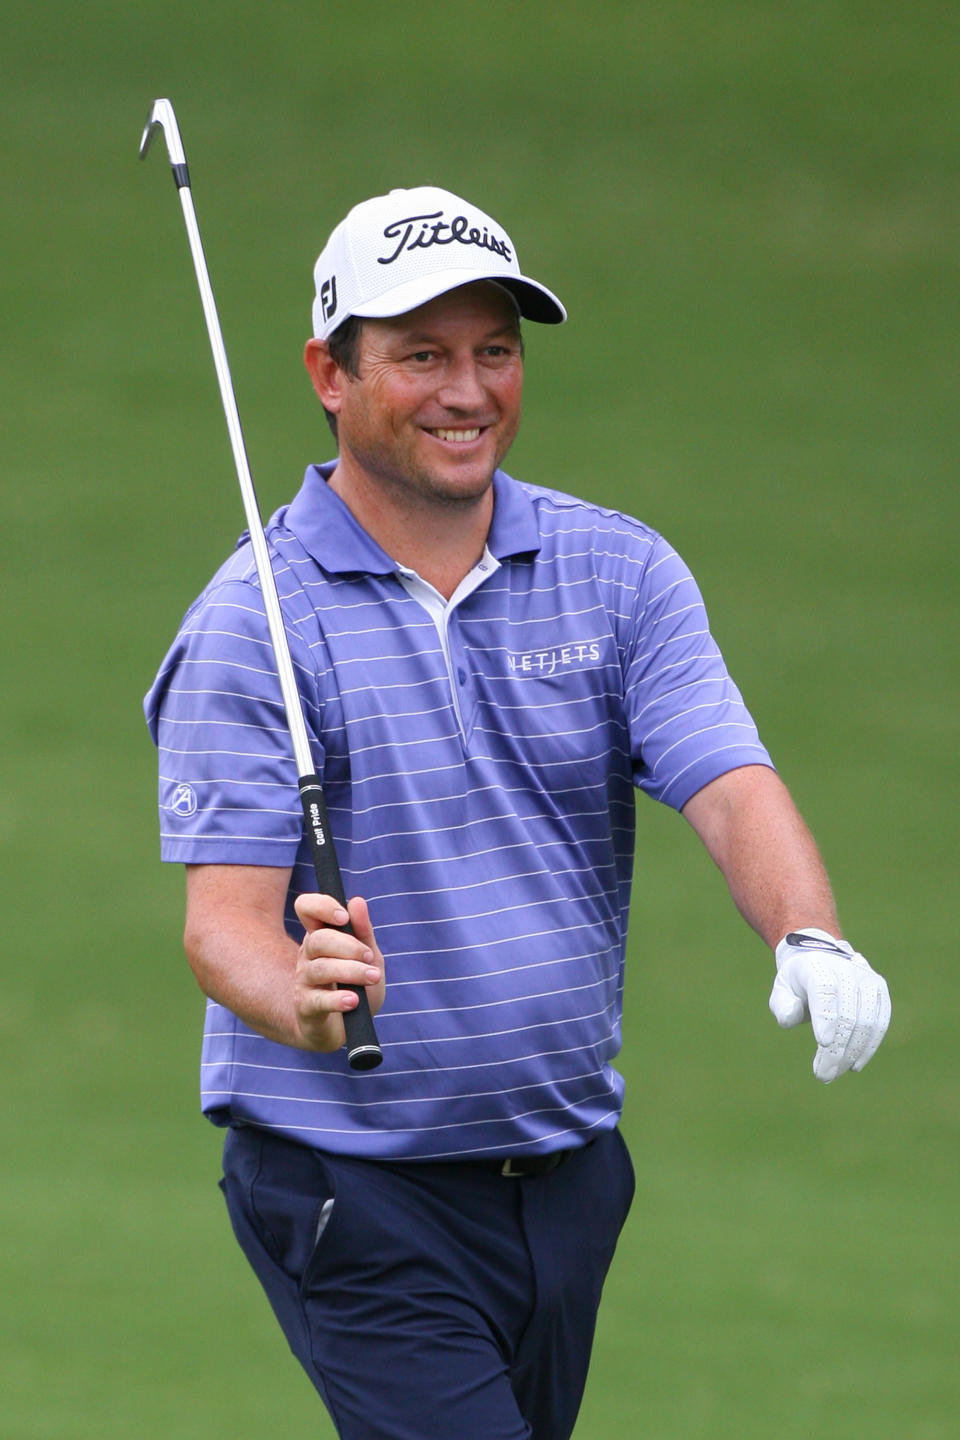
[392,322,523,347]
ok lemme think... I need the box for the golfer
[145,185,891,1440]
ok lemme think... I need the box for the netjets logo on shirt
[508,643,601,677]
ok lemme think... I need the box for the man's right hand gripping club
[293,893,386,1052]
[769,927,891,1082]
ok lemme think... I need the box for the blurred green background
[2,2,956,1435]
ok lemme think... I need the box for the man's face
[323,281,524,512]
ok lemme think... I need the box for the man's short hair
[322,314,364,440]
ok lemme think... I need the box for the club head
[139,98,186,166]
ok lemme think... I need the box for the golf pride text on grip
[299,778,383,1070]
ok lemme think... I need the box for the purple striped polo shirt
[144,463,773,1159]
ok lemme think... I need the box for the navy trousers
[221,1125,635,1439]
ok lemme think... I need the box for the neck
[328,461,495,600]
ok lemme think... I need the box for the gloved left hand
[769,927,892,1083]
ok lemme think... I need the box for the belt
[490,1150,572,1179]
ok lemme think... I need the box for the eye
[409,350,436,364]
[481,342,520,362]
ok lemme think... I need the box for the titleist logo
[378,210,513,266]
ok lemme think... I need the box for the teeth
[431,427,481,443]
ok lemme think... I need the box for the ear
[304,339,346,413]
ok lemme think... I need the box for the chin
[416,469,496,507]
[412,447,501,500]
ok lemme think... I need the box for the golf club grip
[299,776,383,1071]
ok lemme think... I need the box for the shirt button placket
[447,619,475,743]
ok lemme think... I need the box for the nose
[435,354,487,412]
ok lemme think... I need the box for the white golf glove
[769,928,891,1083]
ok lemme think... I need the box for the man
[145,186,891,1440]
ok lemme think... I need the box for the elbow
[183,918,218,1000]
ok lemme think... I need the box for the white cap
[311,185,566,340]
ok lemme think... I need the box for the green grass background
[2,2,957,1435]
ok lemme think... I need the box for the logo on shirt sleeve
[170,783,198,818]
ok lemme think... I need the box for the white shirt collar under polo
[395,547,501,738]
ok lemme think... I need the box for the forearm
[681,766,840,949]
[183,864,385,1053]
[183,869,307,1047]
[186,918,305,1046]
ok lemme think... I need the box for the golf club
[140,97,382,1071]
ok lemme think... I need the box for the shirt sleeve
[143,571,321,865]
[623,536,774,810]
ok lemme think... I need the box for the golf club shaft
[141,99,382,1071]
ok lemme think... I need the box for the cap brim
[346,268,566,328]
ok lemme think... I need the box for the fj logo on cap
[320,276,338,322]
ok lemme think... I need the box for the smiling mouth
[426,427,483,443]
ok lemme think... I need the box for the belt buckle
[500,1153,565,1178]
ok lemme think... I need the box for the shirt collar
[281,463,395,575]
[488,470,541,560]
[280,462,541,575]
